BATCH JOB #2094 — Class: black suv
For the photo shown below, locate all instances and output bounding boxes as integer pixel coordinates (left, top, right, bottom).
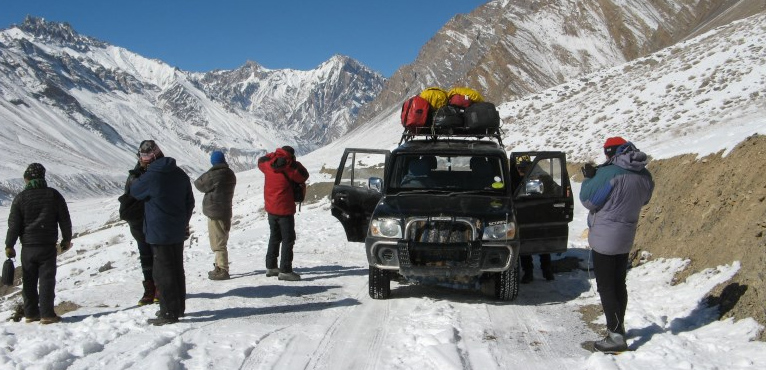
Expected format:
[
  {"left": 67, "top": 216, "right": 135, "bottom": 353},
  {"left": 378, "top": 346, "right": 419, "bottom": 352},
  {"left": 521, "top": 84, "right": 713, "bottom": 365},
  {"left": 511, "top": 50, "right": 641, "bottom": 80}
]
[{"left": 330, "top": 132, "right": 573, "bottom": 300}]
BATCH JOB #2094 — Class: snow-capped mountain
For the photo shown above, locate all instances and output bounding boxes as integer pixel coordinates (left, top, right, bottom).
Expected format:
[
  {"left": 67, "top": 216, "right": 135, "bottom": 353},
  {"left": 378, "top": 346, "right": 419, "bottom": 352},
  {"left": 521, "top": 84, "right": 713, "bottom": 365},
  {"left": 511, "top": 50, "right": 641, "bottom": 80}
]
[
  {"left": 355, "top": 0, "right": 764, "bottom": 126},
  {"left": 196, "top": 55, "right": 383, "bottom": 149},
  {"left": 0, "top": 16, "right": 384, "bottom": 201}
]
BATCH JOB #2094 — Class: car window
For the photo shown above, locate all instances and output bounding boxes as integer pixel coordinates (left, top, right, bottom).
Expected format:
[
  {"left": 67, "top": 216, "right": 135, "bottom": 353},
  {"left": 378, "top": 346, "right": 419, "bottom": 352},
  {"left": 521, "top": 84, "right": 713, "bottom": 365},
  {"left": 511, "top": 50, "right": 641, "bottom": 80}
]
[
  {"left": 338, "top": 153, "right": 386, "bottom": 188},
  {"left": 517, "top": 157, "right": 564, "bottom": 197},
  {"left": 393, "top": 154, "right": 506, "bottom": 191}
]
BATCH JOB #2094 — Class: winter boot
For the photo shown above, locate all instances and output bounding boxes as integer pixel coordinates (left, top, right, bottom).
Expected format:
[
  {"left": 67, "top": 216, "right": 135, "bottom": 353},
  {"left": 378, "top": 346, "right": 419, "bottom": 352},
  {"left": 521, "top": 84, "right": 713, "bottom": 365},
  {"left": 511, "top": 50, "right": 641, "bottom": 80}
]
[
  {"left": 542, "top": 267, "right": 555, "bottom": 281},
  {"left": 147, "top": 313, "right": 178, "bottom": 326},
  {"left": 278, "top": 271, "right": 301, "bottom": 281},
  {"left": 40, "top": 316, "right": 62, "bottom": 325},
  {"left": 138, "top": 280, "right": 156, "bottom": 306},
  {"left": 208, "top": 265, "right": 230, "bottom": 280},
  {"left": 593, "top": 330, "right": 628, "bottom": 353},
  {"left": 266, "top": 268, "right": 280, "bottom": 277}
]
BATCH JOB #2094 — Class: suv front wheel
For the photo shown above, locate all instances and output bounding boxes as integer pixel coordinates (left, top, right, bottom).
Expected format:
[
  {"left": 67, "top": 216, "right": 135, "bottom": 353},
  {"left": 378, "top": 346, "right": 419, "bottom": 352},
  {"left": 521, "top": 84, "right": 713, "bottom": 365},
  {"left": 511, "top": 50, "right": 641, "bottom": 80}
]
[
  {"left": 369, "top": 266, "right": 391, "bottom": 299},
  {"left": 494, "top": 260, "right": 520, "bottom": 301}
]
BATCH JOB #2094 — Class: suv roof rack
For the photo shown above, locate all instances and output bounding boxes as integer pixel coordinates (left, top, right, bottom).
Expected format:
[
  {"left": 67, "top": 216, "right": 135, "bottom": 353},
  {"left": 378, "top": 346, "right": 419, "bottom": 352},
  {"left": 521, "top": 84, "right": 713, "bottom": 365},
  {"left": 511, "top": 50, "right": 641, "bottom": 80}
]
[{"left": 399, "top": 126, "right": 504, "bottom": 146}]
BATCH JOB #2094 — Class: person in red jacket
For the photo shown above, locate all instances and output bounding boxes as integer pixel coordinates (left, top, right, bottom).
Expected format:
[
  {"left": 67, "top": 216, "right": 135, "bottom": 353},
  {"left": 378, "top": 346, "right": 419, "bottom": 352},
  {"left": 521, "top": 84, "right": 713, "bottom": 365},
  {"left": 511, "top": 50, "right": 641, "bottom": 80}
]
[{"left": 257, "top": 146, "right": 309, "bottom": 281}]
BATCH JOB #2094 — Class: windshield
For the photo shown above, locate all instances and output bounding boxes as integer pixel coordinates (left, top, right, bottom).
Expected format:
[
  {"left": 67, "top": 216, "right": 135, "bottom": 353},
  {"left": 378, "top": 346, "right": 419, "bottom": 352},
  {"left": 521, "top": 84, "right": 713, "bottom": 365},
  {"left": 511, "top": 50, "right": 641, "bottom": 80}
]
[{"left": 391, "top": 154, "right": 506, "bottom": 192}]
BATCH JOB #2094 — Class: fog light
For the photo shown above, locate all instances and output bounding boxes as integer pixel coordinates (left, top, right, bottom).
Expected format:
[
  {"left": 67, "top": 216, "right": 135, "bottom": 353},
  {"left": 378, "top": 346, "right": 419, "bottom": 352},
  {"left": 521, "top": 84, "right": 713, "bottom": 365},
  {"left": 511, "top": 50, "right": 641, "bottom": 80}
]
[{"left": 380, "top": 248, "right": 395, "bottom": 262}]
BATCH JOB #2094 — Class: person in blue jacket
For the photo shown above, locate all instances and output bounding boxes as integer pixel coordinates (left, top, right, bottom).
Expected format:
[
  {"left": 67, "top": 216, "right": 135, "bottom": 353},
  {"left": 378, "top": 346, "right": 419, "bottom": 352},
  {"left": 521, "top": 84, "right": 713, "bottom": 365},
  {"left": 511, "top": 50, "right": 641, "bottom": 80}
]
[
  {"left": 579, "top": 136, "right": 654, "bottom": 353},
  {"left": 129, "top": 140, "right": 195, "bottom": 326}
]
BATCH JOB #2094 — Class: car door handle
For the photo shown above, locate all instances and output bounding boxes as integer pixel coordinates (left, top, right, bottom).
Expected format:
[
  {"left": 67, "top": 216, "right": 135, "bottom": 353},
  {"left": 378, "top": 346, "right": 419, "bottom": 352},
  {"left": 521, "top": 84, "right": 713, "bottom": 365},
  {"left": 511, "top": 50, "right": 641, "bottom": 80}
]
[{"left": 553, "top": 203, "right": 566, "bottom": 208}]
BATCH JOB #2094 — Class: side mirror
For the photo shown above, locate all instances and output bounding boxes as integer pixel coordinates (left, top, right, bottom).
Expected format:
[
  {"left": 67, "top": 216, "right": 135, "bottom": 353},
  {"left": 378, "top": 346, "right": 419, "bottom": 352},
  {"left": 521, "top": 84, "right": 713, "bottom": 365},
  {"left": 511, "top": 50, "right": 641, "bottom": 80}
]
[
  {"left": 369, "top": 177, "right": 383, "bottom": 192},
  {"left": 524, "top": 179, "right": 544, "bottom": 195}
]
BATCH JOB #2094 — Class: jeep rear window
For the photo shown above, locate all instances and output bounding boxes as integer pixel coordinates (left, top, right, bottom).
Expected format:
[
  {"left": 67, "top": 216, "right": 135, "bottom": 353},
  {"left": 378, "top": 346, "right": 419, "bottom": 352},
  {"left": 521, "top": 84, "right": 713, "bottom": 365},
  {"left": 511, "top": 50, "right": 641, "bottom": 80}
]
[{"left": 392, "top": 154, "right": 506, "bottom": 191}]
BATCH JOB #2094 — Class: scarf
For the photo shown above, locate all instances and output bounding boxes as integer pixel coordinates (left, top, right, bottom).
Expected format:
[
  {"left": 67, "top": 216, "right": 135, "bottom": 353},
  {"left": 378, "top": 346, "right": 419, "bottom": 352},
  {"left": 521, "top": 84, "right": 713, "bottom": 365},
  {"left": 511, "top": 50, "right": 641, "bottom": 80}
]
[{"left": 25, "top": 178, "right": 48, "bottom": 190}]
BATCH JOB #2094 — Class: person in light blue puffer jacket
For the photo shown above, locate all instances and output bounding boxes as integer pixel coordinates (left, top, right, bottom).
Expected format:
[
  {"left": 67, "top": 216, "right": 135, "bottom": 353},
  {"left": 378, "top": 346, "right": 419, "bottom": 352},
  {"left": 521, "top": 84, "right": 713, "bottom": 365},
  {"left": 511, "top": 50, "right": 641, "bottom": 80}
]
[{"left": 579, "top": 136, "right": 654, "bottom": 353}]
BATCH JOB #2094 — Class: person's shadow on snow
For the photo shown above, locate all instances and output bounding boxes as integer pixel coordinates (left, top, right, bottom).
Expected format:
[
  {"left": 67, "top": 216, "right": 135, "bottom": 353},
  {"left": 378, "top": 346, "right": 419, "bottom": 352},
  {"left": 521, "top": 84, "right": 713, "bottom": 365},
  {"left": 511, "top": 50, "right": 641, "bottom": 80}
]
[
  {"left": 227, "top": 265, "right": 367, "bottom": 282},
  {"left": 183, "top": 296, "right": 360, "bottom": 323}
]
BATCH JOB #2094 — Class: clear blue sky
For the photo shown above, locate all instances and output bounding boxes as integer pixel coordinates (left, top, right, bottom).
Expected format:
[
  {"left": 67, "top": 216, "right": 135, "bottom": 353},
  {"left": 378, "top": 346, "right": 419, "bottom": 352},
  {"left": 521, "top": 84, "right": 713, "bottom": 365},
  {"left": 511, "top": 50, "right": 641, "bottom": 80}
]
[{"left": 0, "top": 0, "right": 487, "bottom": 77}]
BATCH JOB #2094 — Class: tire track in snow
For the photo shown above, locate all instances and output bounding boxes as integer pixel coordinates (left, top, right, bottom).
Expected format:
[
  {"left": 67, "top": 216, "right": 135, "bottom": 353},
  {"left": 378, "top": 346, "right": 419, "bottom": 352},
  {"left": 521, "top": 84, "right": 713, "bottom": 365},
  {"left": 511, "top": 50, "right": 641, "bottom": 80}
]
[
  {"left": 303, "top": 283, "right": 391, "bottom": 370},
  {"left": 483, "top": 301, "right": 590, "bottom": 369}
]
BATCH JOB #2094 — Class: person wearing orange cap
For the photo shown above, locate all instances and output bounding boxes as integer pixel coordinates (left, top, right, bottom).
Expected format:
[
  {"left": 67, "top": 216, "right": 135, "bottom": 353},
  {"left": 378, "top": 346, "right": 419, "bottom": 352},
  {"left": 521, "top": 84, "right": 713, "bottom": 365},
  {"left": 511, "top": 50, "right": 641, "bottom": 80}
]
[{"left": 579, "top": 136, "right": 654, "bottom": 353}]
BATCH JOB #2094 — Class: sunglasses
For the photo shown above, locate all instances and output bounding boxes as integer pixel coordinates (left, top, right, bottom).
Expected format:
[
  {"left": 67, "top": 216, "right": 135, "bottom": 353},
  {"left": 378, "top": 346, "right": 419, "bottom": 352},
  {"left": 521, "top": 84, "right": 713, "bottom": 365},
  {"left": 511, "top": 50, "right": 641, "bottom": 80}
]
[{"left": 137, "top": 140, "right": 156, "bottom": 159}]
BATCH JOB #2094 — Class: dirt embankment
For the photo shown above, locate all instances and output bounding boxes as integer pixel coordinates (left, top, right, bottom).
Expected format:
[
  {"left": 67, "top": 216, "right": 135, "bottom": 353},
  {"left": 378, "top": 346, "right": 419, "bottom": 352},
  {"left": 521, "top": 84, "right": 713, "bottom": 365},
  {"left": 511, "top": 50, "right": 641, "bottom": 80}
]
[{"left": 633, "top": 133, "right": 766, "bottom": 339}]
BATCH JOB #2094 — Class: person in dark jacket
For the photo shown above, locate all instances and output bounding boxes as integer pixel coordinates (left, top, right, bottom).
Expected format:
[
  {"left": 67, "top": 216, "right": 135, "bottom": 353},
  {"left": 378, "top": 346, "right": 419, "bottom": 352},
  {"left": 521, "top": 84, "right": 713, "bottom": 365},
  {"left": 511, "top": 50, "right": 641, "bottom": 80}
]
[
  {"left": 194, "top": 150, "right": 237, "bottom": 280},
  {"left": 579, "top": 136, "right": 654, "bottom": 353},
  {"left": 5, "top": 163, "right": 72, "bottom": 325},
  {"left": 257, "top": 146, "right": 309, "bottom": 281},
  {"left": 129, "top": 141, "right": 195, "bottom": 326},
  {"left": 118, "top": 141, "right": 157, "bottom": 306}
]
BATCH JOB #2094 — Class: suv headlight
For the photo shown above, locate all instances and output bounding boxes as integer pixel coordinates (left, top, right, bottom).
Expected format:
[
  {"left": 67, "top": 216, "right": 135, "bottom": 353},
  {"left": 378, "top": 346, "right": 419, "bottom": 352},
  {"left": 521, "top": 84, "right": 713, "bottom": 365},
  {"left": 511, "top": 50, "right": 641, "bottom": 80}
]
[
  {"left": 370, "top": 218, "right": 402, "bottom": 238},
  {"left": 483, "top": 221, "right": 516, "bottom": 240}
]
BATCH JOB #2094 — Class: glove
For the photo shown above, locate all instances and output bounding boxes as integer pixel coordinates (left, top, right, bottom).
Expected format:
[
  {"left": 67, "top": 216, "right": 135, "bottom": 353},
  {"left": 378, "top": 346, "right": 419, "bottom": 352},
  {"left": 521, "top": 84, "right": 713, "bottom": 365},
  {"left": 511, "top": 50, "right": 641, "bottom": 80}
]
[
  {"left": 59, "top": 241, "right": 72, "bottom": 253},
  {"left": 184, "top": 225, "right": 191, "bottom": 240},
  {"left": 5, "top": 247, "right": 15, "bottom": 258},
  {"left": 581, "top": 163, "right": 597, "bottom": 178},
  {"left": 271, "top": 157, "right": 287, "bottom": 169}
]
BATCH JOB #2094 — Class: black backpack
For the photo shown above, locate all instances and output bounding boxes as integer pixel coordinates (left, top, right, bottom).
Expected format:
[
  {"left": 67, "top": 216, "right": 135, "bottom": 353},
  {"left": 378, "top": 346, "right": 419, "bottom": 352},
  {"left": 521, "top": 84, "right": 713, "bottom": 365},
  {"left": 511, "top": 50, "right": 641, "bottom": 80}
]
[
  {"left": 282, "top": 173, "right": 306, "bottom": 206},
  {"left": 292, "top": 181, "right": 306, "bottom": 203}
]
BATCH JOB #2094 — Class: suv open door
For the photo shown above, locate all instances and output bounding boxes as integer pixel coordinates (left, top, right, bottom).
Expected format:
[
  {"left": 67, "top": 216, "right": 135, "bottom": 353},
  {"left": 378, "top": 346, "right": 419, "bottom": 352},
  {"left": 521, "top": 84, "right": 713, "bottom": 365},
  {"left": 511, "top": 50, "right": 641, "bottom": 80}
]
[
  {"left": 510, "top": 151, "right": 573, "bottom": 255},
  {"left": 330, "top": 148, "right": 390, "bottom": 242}
]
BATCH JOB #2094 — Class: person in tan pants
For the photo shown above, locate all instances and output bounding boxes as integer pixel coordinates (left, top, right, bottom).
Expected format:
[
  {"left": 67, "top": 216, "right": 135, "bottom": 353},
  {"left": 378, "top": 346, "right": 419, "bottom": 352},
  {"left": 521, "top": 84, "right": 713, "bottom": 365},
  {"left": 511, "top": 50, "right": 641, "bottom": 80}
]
[{"left": 194, "top": 151, "right": 237, "bottom": 280}]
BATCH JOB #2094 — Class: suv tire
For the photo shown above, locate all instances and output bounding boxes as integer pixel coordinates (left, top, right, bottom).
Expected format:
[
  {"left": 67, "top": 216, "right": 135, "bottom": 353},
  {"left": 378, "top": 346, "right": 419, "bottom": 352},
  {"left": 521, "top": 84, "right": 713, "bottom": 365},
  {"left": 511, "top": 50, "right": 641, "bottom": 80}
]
[
  {"left": 495, "top": 259, "right": 520, "bottom": 301},
  {"left": 369, "top": 266, "right": 391, "bottom": 299}
]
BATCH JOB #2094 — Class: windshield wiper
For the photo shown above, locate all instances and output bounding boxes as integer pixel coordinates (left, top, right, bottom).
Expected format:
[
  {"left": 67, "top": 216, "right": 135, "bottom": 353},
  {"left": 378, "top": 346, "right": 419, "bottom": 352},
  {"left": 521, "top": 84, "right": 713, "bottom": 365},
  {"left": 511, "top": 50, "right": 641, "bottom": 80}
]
[
  {"left": 393, "top": 189, "right": 452, "bottom": 195},
  {"left": 447, "top": 189, "right": 501, "bottom": 196}
]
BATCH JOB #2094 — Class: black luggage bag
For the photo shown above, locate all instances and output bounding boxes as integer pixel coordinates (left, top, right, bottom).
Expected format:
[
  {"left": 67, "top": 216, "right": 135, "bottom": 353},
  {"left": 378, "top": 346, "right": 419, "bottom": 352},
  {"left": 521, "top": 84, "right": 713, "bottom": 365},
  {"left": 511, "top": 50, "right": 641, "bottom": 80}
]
[{"left": 464, "top": 102, "right": 500, "bottom": 131}]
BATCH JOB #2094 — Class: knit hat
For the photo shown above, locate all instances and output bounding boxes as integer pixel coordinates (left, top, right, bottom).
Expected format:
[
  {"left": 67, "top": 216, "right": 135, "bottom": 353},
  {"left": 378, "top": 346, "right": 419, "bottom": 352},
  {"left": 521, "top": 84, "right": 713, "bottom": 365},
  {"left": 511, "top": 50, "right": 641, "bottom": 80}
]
[
  {"left": 603, "top": 136, "right": 628, "bottom": 158},
  {"left": 281, "top": 146, "right": 295, "bottom": 156},
  {"left": 138, "top": 140, "right": 163, "bottom": 162},
  {"left": 23, "top": 163, "right": 46, "bottom": 180},
  {"left": 210, "top": 150, "right": 226, "bottom": 165}
]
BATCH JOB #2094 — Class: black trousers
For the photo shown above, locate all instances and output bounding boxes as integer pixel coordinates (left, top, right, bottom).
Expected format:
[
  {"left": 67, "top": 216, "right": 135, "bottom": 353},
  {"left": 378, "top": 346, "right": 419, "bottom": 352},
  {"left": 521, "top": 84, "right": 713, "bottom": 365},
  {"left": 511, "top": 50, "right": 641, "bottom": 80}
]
[
  {"left": 521, "top": 254, "right": 552, "bottom": 273},
  {"left": 266, "top": 214, "right": 296, "bottom": 273},
  {"left": 129, "top": 221, "right": 153, "bottom": 281},
  {"left": 592, "top": 250, "right": 629, "bottom": 335},
  {"left": 21, "top": 245, "right": 58, "bottom": 318},
  {"left": 152, "top": 243, "right": 186, "bottom": 318}
]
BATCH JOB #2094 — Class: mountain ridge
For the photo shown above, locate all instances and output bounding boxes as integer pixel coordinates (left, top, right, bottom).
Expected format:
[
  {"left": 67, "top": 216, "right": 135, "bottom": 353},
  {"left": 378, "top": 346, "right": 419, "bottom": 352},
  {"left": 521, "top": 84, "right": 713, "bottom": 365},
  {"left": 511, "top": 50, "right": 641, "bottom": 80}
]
[
  {"left": 0, "top": 16, "right": 384, "bottom": 200},
  {"left": 353, "top": 0, "right": 765, "bottom": 128}
]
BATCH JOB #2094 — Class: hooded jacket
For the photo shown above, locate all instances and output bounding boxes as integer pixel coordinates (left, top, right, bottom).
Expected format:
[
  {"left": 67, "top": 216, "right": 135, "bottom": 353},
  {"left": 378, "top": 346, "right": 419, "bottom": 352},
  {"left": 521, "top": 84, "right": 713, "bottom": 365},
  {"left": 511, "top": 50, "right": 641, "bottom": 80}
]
[
  {"left": 130, "top": 157, "right": 195, "bottom": 245},
  {"left": 194, "top": 163, "right": 236, "bottom": 220},
  {"left": 257, "top": 148, "right": 309, "bottom": 216},
  {"left": 579, "top": 144, "right": 654, "bottom": 255}
]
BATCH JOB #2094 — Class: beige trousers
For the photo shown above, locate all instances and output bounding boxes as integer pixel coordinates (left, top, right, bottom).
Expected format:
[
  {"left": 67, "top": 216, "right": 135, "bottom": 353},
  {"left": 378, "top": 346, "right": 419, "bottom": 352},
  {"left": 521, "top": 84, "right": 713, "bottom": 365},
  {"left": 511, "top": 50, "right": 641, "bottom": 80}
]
[{"left": 208, "top": 218, "right": 231, "bottom": 271}]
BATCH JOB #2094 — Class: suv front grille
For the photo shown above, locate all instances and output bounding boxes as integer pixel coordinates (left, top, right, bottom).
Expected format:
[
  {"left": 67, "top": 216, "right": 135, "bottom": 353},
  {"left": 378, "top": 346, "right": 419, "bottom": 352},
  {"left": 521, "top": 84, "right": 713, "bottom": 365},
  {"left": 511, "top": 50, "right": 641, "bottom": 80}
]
[
  {"left": 400, "top": 217, "right": 480, "bottom": 268},
  {"left": 407, "top": 219, "right": 474, "bottom": 243}
]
